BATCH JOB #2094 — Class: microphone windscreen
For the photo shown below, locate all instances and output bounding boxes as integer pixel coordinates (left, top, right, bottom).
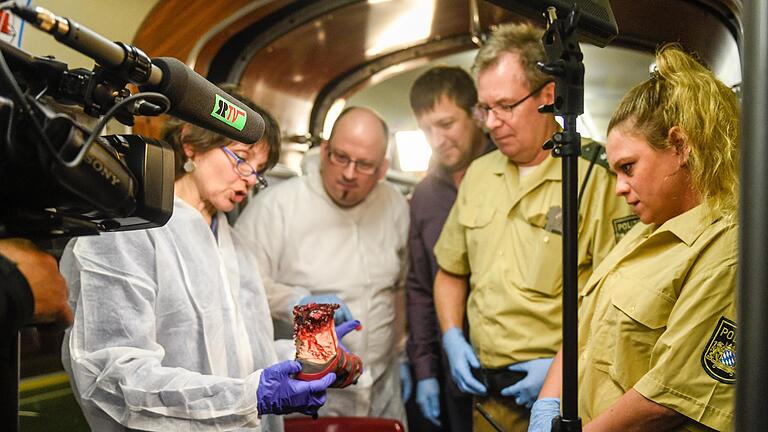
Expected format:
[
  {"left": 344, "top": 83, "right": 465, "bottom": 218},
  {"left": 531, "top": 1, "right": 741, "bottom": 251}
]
[{"left": 143, "top": 57, "right": 264, "bottom": 144}]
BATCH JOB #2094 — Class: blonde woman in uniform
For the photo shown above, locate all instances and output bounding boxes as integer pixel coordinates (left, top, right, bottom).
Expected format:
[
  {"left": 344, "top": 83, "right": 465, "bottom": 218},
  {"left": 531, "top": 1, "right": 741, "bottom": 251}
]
[{"left": 529, "top": 44, "right": 739, "bottom": 432}]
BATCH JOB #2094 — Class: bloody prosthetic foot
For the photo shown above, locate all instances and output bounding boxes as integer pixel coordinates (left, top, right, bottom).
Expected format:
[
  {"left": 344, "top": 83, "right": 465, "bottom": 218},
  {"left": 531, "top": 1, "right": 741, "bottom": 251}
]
[{"left": 293, "top": 303, "right": 363, "bottom": 388}]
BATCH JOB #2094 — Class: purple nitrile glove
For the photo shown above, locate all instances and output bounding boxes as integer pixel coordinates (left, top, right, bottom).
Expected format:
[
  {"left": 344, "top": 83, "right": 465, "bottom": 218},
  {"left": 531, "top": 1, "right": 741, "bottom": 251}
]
[
  {"left": 257, "top": 360, "right": 336, "bottom": 416},
  {"left": 335, "top": 319, "right": 362, "bottom": 352}
]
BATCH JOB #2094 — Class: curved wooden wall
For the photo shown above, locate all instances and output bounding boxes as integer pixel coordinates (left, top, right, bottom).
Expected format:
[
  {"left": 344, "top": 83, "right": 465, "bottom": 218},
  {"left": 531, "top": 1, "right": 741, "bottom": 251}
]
[
  {"left": 131, "top": 0, "right": 742, "bottom": 143},
  {"left": 131, "top": 0, "right": 257, "bottom": 138}
]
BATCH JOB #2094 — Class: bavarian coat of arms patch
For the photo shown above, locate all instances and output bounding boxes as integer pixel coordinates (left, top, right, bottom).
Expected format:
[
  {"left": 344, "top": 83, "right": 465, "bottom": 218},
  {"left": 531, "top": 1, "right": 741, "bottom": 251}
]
[{"left": 701, "top": 316, "right": 736, "bottom": 384}]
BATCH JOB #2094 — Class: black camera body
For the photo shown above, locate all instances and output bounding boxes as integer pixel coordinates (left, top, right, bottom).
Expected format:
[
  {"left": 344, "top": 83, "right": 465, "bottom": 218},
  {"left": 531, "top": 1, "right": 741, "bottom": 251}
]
[{"left": 0, "top": 40, "right": 174, "bottom": 239}]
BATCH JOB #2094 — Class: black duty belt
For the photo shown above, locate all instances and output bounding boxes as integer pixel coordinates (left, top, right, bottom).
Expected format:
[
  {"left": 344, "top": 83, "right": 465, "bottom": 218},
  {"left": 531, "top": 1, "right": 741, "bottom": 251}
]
[{"left": 471, "top": 367, "right": 527, "bottom": 397}]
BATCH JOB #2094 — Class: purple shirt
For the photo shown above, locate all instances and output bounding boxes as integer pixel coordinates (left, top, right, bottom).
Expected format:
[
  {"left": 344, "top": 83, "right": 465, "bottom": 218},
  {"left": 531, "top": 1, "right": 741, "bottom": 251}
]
[
  {"left": 405, "top": 164, "right": 458, "bottom": 381},
  {"left": 406, "top": 141, "right": 494, "bottom": 385},
  {"left": 406, "top": 138, "right": 495, "bottom": 382}
]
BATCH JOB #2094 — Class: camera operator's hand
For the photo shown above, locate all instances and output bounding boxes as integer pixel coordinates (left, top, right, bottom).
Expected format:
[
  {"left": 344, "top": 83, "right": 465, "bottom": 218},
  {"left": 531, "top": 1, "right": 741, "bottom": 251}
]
[{"left": 0, "top": 239, "right": 72, "bottom": 326}]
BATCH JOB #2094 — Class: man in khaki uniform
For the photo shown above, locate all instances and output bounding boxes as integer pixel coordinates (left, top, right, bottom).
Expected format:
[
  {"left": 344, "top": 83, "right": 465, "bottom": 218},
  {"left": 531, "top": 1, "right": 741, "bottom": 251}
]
[{"left": 433, "top": 22, "right": 635, "bottom": 431}]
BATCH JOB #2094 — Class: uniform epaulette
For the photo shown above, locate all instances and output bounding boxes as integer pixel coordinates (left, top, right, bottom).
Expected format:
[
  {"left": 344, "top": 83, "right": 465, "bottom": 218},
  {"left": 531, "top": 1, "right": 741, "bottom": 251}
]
[{"left": 580, "top": 139, "right": 610, "bottom": 170}]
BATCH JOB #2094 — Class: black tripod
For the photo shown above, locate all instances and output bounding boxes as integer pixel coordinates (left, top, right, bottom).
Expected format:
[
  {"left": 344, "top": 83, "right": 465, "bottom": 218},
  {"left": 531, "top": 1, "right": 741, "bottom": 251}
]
[{"left": 537, "top": 6, "right": 586, "bottom": 432}]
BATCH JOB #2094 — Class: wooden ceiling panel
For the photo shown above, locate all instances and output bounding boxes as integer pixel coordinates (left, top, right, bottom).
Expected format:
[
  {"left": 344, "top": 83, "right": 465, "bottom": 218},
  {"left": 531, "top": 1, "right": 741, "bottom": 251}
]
[
  {"left": 133, "top": 0, "right": 253, "bottom": 61},
  {"left": 132, "top": 0, "right": 742, "bottom": 140},
  {"left": 235, "top": 0, "right": 473, "bottom": 136},
  {"left": 191, "top": 1, "right": 294, "bottom": 77}
]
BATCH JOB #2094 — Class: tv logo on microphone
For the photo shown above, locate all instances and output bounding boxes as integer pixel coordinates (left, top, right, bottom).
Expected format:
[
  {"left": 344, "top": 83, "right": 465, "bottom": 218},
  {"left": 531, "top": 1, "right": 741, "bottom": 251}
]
[{"left": 211, "top": 94, "right": 247, "bottom": 131}]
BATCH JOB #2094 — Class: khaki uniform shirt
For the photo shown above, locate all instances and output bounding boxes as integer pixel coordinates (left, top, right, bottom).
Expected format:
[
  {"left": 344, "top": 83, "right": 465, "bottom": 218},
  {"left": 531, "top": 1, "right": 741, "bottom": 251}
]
[
  {"left": 435, "top": 148, "right": 635, "bottom": 367},
  {"left": 578, "top": 205, "right": 737, "bottom": 431}
]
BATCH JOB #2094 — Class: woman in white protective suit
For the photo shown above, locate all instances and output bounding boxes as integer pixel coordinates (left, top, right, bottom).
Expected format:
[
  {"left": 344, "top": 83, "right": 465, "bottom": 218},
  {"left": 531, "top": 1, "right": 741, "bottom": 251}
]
[{"left": 60, "top": 85, "right": 351, "bottom": 432}]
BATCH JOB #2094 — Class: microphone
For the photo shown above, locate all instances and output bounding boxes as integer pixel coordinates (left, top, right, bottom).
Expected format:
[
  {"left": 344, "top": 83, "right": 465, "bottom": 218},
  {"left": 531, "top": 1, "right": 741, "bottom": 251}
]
[
  {"left": 140, "top": 57, "right": 265, "bottom": 144},
  {"left": 10, "top": 4, "right": 265, "bottom": 144}
]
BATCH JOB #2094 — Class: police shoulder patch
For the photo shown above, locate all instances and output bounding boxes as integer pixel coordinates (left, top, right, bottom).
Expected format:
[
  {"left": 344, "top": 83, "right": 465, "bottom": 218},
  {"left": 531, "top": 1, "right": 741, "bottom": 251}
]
[
  {"left": 580, "top": 140, "right": 610, "bottom": 170},
  {"left": 701, "top": 316, "right": 737, "bottom": 384},
  {"left": 612, "top": 215, "right": 639, "bottom": 242}
]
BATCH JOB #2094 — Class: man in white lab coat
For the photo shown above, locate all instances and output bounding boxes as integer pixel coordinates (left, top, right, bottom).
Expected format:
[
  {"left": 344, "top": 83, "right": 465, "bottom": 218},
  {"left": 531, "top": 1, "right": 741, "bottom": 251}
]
[{"left": 237, "top": 106, "right": 409, "bottom": 425}]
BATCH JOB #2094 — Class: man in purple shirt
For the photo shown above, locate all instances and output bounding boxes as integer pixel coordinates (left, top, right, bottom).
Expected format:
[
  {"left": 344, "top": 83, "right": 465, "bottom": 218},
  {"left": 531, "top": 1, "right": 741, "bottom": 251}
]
[{"left": 406, "top": 66, "right": 492, "bottom": 431}]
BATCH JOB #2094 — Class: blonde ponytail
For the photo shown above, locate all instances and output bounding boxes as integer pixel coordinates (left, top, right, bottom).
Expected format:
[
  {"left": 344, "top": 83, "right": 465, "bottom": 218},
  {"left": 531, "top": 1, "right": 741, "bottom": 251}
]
[{"left": 608, "top": 44, "right": 739, "bottom": 221}]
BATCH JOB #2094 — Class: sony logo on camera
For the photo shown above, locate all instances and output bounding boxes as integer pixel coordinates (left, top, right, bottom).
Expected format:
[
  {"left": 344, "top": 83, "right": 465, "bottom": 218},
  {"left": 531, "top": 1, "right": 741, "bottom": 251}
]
[{"left": 83, "top": 152, "right": 121, "bottom": 187}]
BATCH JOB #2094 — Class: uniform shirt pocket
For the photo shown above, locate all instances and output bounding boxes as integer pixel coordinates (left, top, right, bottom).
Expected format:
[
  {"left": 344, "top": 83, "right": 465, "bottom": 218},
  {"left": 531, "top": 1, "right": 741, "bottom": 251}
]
[
  {"left": 520, "top": 211, "right": 563, "bottom": 296},
  {"left": 607, "top": 280, "right": 675, "bottom": 388},
  {"left": 457, "top": 204, "right": 495, "bottom": 228},
  {"left": 457, "top": 205, "right": 496, "bottom": 265}
]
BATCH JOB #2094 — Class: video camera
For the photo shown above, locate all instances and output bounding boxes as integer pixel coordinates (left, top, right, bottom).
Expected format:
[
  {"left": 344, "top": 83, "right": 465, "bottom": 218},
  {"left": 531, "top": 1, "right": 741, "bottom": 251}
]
[
  {"left": 0, "top": 39, "right": 174, "bottom": 238},
  {"left": 0, "top": 4, "right": 265, "bottom": 239}
]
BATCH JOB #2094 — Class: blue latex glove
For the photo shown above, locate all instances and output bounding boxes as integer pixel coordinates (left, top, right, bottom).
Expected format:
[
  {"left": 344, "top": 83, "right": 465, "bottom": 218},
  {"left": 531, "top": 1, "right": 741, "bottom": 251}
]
[
  {"left": 500, "top": 357, "right": 554, "bottom": 409},
  {"left": 528, "top": 397, "right": 560, "bottom": 432},
  {"left": 298, "top": 294, "right": 354, "bottom": 325},
  {"left": 335, "top": 319, "right": 361, "bottom": 352},
  {"left": 441, "top": 327, "right": 487, "bottom": 395},
  {"left": 416, "top": 378, "right": 442, "bottom": 427},
  {"left": 400, "top": 362, "right": 412, "bottom": 402},
  {"left": 257, "top": 360, "right": 336, "bottom": 416}
]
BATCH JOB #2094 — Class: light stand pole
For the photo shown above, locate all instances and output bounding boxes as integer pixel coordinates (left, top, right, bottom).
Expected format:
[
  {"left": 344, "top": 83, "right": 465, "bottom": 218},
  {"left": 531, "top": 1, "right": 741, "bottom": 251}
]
[{"left": 537, "top": 7, "right": 585, "bottom": 432}]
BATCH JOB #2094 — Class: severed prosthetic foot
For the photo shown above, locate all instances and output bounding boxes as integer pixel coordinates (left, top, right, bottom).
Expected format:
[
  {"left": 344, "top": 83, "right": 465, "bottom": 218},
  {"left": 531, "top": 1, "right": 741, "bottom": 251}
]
[{"left": 292, "top": 303, "right": 363, "bottom": 388}]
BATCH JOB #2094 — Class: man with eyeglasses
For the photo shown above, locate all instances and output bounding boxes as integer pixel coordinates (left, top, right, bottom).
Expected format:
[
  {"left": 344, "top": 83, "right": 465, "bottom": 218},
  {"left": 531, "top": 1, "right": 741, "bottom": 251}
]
[
  {"left": 433, "top": 23, "right": 635, "bottom": 431},
  {"left": 237, "top": 106, "right": 410, "bottom": 426},
  {"left": 404, "top": 66, "right": 492, "bottom": 432}
]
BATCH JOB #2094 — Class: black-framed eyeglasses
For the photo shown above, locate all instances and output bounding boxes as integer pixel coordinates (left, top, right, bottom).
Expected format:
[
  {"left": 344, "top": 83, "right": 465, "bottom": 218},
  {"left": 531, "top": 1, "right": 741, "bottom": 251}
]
[
  {"left": 221, "top": 147, "right": 268, "bottom": 190},
  {"left": 327, "top": 148, "right": 380, "bottom": 175},
  {"left": 473, "top": 81, "right": 552, "bottom": 123}
]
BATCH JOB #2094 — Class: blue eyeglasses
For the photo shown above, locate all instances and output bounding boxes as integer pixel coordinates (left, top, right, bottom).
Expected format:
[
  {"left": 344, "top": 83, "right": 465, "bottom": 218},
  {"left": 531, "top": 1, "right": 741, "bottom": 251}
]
[{"left": 221, "top": 147, "right": 268, "bottom": 191}]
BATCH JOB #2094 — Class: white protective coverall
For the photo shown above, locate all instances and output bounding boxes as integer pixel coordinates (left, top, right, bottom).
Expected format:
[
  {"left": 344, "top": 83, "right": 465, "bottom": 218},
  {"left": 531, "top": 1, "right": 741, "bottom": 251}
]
[
  {"left": 61, "top": 197, "right": 294, "bottom": 432},
  {"left": 236, "top": 168, "right": 409, "bottom": 423}
]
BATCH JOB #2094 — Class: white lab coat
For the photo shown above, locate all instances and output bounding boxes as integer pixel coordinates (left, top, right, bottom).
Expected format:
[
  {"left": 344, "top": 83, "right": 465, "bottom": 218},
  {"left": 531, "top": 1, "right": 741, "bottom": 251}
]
[
  {"left": 236, "top": 168, "right": 409, "bottom": 423},
  {"left": 61, "top": 197, "right": 293, "bottom": 432}
]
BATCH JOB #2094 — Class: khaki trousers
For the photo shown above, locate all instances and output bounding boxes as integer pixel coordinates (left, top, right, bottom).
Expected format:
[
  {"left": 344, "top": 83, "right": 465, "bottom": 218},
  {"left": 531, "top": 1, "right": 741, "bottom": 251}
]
[{"left": 473, "top": 396, "right": 530, "bottom": 432}]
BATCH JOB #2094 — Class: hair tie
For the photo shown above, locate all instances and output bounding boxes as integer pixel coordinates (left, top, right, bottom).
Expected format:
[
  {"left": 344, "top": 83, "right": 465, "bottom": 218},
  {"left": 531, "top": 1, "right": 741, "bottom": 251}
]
[{"left": 649, "top": 63, "right": 660, "bottom": 80}]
